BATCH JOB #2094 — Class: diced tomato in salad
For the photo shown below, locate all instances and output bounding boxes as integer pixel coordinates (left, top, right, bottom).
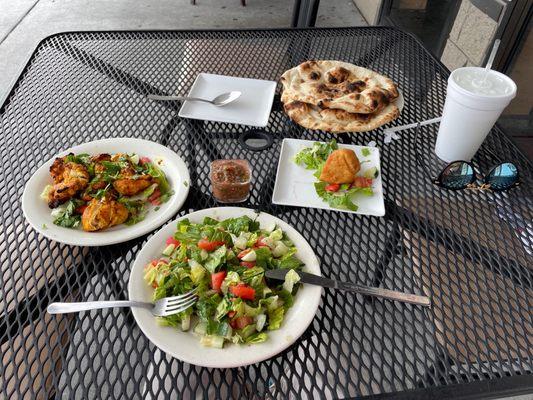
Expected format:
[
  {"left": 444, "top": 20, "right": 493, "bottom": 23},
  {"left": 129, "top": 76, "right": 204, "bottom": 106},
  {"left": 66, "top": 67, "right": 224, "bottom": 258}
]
[
  {"left": 230, "top": 284, "right": 255, "bottom": 301},
  {"left": 198, "top": 238, "right": 225, "bottom": 252},
  {"left": 165, "top": 237, "right": 180, "bottom": 246},
  {"left": 148, "top": 188, "right": 161, "bottom": 205},
  {"left": 240, "top": 261, "right": 256, "bottom": 268},
  {"left": 210, "top": 271, "right": 227, "bottom": 292},
  {"left": 325, "top": 183, "right": 340, "bottom": 192},
  {"left": 230, "top": 316, "right": 253, "bottom": 330},
  {"left": 253, "top": 237, "right": 269, "bottom": 248},
  {"left": 140, "top": 156, "right": 152, "bottom": 165}
]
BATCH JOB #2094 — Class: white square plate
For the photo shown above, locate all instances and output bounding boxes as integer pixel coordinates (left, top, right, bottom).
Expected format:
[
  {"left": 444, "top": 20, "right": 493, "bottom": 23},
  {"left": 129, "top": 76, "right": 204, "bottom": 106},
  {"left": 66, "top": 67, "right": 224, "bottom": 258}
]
[
  {"left": 272, "top": 139, "right": 385, "bottom": 216},
  {"left": 178, "top": 73, "right": 276, "bottom": 127}
]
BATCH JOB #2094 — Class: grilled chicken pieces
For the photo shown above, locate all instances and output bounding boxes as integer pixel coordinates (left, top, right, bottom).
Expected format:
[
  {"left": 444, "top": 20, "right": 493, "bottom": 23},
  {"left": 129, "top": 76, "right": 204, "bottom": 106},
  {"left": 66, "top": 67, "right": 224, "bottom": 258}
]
[
  {"left": 48, "top": 155, "right": 90, "bottom": 208},
  {"left": 113, "top": 166, "right": 153, "bottom": 196},
  {"left": 92, "top": 153, "right": 153, "bottom": 196},
  {"left": 47, "top": 152, "right": 160, "bottom": 232},
  {"left": 81, "top": 196, "right": 129, "bottom": 232}
]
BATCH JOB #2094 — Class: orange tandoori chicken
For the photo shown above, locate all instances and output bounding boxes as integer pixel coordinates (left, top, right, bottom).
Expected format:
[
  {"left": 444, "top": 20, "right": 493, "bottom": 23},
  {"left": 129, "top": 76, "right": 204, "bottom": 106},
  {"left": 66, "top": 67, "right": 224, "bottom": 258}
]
[
  {"left": 43, "top": 152, "right": 172, "bottom": 232},
  {"left": 113, "top": 166, "right": 153, "bottom": 196},
  {"left": 48, "top": 155, "right": 90, "bottom": 208},
  {"left": 81, "top": 196, "right": 129, "bottom": 231}
]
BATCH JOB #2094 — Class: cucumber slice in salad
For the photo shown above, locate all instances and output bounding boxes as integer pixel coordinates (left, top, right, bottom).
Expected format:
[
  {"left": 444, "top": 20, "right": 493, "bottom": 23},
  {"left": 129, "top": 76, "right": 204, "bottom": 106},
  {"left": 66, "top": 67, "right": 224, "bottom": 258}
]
[{"left": 363, "top": 167, "right": 379, "bottom": 179}]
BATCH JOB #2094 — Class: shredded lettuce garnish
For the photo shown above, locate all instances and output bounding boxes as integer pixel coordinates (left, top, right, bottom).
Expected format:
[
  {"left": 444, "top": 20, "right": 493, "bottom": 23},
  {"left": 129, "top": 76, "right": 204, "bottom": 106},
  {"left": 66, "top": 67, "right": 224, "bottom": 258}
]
[
  {"left": 293, "top": 140, "right": 338, "bottom": 170},
  {"left": 52, "top": 199, "right": 83, "bottom": 228}
]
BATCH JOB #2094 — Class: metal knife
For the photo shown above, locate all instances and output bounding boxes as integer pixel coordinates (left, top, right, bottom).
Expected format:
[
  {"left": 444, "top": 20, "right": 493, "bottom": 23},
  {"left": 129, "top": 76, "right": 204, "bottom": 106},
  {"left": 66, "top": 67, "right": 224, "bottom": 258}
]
[{"left": 265, "top": 269, "right": 431, "bottom": 307}]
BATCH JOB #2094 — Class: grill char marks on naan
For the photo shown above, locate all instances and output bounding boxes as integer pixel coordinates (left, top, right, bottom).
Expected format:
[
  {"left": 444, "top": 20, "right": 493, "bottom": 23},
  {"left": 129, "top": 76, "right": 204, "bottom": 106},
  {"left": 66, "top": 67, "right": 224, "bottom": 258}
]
[
  {"left": 280, "top": 60, "right": 399, "bottom": 115},
  {"left": 282, "top": 99, "right": 400, "bottom": 133}
]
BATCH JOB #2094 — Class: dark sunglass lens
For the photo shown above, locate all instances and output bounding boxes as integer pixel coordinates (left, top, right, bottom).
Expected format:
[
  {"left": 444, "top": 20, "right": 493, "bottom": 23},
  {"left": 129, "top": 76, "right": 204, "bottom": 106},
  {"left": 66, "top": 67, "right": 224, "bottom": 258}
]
[
  {"left": 440, "top": 162, "right": 474, "bottom": 189},
  {"left": 486, "top": 163, "right": 518, "bottom": 190}
]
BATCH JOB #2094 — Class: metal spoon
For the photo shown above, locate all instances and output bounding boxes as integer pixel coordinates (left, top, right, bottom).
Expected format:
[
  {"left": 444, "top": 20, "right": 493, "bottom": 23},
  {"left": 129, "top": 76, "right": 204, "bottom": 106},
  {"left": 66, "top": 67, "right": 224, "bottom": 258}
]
[{"left": 147, "top": 91, "right": 241, "bottom": 106}]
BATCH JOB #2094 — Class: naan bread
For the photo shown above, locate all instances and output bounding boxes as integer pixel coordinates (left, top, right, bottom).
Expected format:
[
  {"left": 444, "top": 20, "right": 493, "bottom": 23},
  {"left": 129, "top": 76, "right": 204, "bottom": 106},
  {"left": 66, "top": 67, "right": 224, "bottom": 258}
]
[
  {"left": 280, "top": 60, "right": 399, "bottom": 114},
  {"left": 283, "top": 98, "right": 400, "bottom": 133}
]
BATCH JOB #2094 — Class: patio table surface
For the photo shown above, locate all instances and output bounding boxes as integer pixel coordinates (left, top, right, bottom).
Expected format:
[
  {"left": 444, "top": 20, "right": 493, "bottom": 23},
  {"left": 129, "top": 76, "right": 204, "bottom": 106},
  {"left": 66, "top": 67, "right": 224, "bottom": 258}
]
[{"left": 0, "top": 27, "right": 531, "bottom": 399}]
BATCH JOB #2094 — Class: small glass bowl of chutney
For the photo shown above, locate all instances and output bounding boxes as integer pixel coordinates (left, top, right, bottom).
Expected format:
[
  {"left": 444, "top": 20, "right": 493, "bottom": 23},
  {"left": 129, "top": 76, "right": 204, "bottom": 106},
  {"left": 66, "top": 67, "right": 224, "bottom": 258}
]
[{"left": 210, "top": 159, "right": 251, "bottom": 203}]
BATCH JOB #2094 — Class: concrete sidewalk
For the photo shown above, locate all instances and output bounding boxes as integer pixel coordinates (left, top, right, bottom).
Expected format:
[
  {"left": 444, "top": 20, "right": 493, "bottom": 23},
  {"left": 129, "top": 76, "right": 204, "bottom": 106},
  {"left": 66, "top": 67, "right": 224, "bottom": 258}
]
[{"left": 0, "top": 0, "right": 366, "bottom": 102}]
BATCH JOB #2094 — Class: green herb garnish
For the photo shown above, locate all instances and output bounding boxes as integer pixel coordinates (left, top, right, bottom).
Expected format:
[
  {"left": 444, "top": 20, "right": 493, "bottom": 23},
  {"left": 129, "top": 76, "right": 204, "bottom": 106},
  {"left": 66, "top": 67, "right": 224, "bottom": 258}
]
[{"left": 53, "top": 199, "right": 83, "bottom": 228}]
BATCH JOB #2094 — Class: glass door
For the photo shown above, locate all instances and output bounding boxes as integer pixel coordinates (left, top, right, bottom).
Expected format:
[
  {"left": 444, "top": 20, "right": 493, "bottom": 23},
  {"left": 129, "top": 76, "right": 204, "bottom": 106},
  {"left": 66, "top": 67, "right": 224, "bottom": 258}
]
[
  {"left": 379, "top": 0, "right": 461, "bottom": 57},
  {"left": 499, "top": 19, "right": 533, "bottom": 160}
]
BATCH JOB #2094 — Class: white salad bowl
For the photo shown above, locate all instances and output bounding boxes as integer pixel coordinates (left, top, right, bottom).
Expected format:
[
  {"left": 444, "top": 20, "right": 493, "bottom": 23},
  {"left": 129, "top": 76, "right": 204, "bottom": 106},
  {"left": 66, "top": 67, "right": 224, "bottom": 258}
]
[
  {"left": 21, "top": 137, "right": 190, "bottom": 246},
  {"left": 128, "top": 207, "right": 322, "bottom": 368}
]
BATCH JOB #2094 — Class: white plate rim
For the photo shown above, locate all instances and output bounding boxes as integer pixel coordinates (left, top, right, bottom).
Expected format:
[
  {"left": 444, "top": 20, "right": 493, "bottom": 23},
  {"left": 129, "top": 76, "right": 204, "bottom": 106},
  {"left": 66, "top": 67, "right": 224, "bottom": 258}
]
[
  {"left": 272, "top": 138, "right": 385, "bottom": 216},
  {"left": 395, "top": 89, "right": 405, "bottom": 112},
  {"left": 21, "top": 137, "right": 190, "bottom": 246},
  {"left": 178, "top": 73, "right": 277, "bottom": 127},
  {"left": 128, "top": 207, "right": 322, "bottom": 368}
]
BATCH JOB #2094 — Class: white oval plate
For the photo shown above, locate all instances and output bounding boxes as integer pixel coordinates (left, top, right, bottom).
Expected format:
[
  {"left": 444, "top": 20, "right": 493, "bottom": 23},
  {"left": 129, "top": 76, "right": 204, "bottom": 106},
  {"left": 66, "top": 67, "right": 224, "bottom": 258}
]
[
  {"left": 22, "top": 138, "right": 190, "bottom": 247},
  {"left": 395, "top": 89, "right": 405, "bottom": 112},
  {"left": 128, "top": 207, "right": 322, "bottom": 368}
]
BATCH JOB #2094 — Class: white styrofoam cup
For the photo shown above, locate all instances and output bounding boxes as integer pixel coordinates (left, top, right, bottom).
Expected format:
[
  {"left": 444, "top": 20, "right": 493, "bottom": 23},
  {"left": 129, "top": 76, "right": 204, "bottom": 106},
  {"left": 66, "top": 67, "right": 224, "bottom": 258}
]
[{"left": 435, "top": 67, "right": 517, "bottom": 162}]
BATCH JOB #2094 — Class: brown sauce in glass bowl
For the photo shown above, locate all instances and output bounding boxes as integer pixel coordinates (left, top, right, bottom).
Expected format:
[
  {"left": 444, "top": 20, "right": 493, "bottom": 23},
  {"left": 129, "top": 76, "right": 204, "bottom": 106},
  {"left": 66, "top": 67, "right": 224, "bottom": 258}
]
[{"left": 210, "top": 159, "right": 251, "bottom": 203}]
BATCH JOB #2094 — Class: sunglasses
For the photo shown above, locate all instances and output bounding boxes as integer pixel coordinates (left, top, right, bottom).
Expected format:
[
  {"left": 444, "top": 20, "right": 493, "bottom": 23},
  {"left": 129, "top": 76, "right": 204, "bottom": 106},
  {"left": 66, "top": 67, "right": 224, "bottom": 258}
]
[{"left": 414, "top": 123, "right": 520, "bottom": 192}]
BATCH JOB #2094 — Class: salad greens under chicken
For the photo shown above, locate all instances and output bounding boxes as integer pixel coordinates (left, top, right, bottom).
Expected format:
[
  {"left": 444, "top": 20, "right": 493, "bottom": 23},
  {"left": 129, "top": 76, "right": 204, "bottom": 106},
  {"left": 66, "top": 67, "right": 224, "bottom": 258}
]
[{"left": 144, "top": 215, "right": 303, "bottom": 348}]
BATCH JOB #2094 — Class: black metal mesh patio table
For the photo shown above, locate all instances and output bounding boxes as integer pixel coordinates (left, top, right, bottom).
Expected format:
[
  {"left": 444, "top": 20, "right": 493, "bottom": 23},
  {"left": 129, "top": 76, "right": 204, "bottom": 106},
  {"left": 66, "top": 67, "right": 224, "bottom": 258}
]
[{"left": 0, "top": 28, "right": 531, "bottom": 400}]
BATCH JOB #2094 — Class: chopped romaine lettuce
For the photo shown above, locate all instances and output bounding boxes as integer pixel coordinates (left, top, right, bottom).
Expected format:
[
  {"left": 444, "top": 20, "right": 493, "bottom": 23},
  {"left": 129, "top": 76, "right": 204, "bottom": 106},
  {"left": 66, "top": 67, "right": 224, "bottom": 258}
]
[
  {"left": 283, "top": 269, "right": 301, "bottom": 293},
  {"left": 267, "top": 307, "right": 285, "bottom": 330},
  {"left": 204, "top": 245, "right": 227, "bottom": 273},
  {"left": 143, "top": 215, "right": 305, "bottom": 348}
]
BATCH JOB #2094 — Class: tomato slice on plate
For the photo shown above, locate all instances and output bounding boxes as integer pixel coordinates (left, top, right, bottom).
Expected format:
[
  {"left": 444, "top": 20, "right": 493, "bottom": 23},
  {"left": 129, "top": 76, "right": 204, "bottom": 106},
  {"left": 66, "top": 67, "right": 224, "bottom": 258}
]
[
  {"left": 325, "top": 183, "right": 340, "bottom": 192},
  {"left": 230, "top": 316, "right": 253, "bottom": 330},
  {"left": 211, "top": 271, "right": 227, "bottom": 292},
  {"left": 230, "top": 284, "right": 255, "bottom": 301},
  {"left": 198, "top": 238, "right": 225, "bottom": 252}
]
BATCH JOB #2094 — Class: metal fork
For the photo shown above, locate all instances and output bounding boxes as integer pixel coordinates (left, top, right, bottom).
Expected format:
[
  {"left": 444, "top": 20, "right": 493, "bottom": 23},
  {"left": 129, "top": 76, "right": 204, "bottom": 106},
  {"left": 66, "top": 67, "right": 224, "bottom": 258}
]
[{"left": 46, "top": 288, "right": 198, "bottom": 317}]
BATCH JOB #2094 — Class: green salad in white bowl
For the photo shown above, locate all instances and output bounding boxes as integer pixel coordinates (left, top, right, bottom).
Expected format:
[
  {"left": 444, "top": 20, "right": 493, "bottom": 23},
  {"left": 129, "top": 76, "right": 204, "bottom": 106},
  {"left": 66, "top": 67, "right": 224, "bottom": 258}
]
[
  {"left": 144, "top": 214, "right": 304, "bottom": 348},
  {"left": 128, "top": 207, "right": 322, "bottom": 368}
]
